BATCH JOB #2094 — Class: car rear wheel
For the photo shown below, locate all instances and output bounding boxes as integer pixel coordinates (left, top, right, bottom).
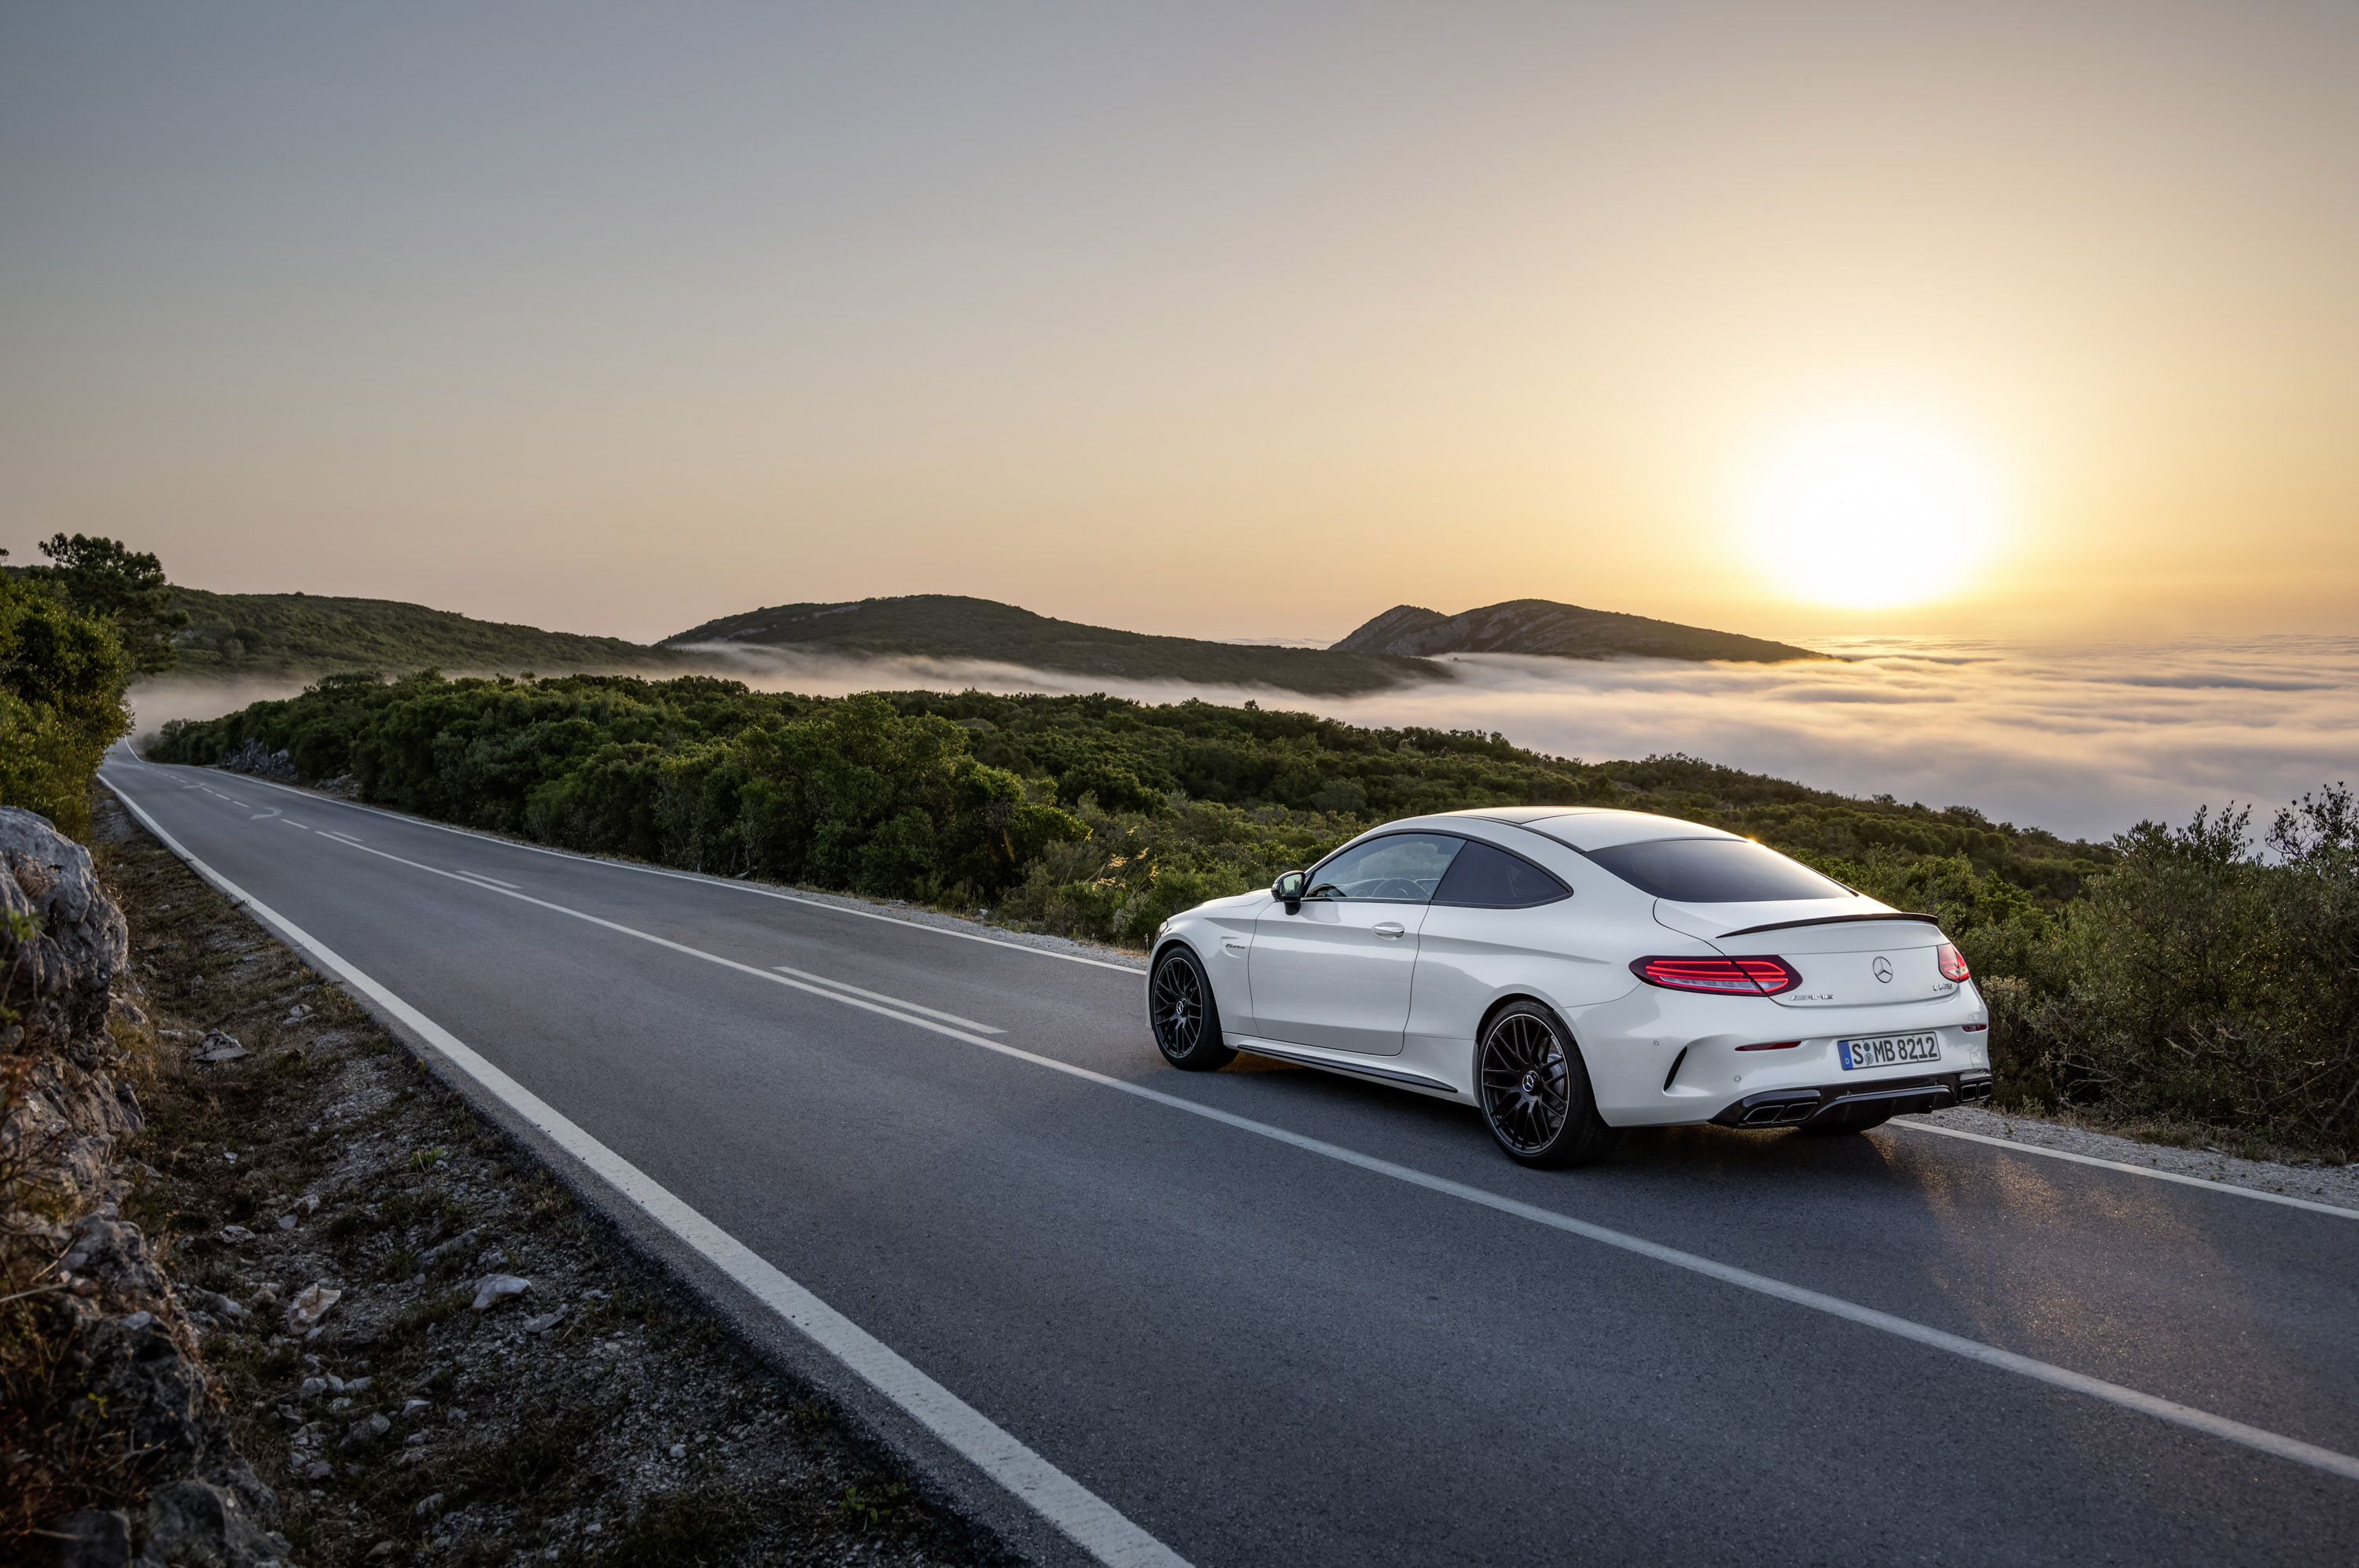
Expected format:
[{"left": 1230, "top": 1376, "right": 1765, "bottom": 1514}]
[
  {"left": 1477, "top": 1001, "right": 1619, "bottom": 1168},
  {"left": 1149, "top": 947, "right": 1235, "bottom": 1071}
]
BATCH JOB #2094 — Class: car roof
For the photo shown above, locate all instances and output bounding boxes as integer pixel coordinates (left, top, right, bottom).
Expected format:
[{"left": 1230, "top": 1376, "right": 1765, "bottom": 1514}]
[{"left": 1435, "top": 805, "right": 1745, "bottom": 852}]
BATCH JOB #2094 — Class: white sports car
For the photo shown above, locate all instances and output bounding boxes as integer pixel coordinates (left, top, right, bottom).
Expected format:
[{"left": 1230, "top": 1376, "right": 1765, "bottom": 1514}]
[{"left": 1146, "top": 807, "right": 1993, "bottom": 1166}]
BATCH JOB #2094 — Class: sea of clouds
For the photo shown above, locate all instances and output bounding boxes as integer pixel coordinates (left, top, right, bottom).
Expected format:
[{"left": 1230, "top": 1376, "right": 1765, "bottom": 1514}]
[
  {"left": 133, "top": 637, "right": 2357, "bottom": 847},
  {"left": 689, "top": 636, "right": 2359, "bottom": 845}
]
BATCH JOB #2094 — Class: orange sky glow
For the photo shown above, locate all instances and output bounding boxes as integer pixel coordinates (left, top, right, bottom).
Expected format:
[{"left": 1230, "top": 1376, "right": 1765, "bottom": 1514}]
[{"left": 4, "top": 3, "right": 2353, "bottom": 646}]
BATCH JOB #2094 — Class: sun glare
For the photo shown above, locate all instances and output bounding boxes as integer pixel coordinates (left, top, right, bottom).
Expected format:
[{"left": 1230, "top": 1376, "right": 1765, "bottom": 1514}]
[{"left": 1743, "top": 415, "right": 1999, "bottom": 609}]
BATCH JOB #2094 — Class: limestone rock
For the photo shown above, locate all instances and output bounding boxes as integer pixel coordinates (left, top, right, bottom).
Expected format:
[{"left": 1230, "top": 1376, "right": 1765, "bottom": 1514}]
[
  {"left": 0, "top": 806, "right": 128, "bottom": 1047},
  {"left": 144, "top": 1478, "right": 290, "bottom": 1568},
  {"left": 472, "top": 1274, "right": 530, "bottom": 1311}
]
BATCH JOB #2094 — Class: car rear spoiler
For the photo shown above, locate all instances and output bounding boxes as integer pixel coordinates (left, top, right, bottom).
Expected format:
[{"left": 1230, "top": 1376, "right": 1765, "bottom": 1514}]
[{"left": 1716, "top": 911, "right": 1943, "bottom": 939}]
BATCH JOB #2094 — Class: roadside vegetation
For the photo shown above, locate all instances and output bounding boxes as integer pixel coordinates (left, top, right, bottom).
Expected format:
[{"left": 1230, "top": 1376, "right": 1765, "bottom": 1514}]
[{"left": 0, "top": 537, "right": 140, "bottom": 835}]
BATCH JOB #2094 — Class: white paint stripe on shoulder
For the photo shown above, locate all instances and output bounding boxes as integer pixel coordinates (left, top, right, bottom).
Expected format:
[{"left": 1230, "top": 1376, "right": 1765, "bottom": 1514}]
[
  {"left": 1888, "top": 1118, "right": 2359, "bottom": 1220},
  {"left": 218, "top": 768, "right": 1144, "bottom": 974},
  {"left": 104, "top": 779, "right": 1191, "bottom": 1568}
]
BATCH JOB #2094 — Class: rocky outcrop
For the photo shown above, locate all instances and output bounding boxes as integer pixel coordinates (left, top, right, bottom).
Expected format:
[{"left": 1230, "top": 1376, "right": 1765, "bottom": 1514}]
[
  {"left": 1330, "top": 598, "right": 1824, "bottom": 664},
  {"left": 2, "top": 808, "right": 131, "bottom": 1055},
  {"left": 2, "top": 806, "right": 286, "bottom": 1566},
  {"left": 217, "top": 742, "right": 300, "bottom": 783}
]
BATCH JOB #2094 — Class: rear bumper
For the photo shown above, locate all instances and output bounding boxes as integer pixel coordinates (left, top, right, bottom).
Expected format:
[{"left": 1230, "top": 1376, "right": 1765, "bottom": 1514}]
[{"left": 1713, "top": 1070, "right": 1993, "bottom": 1129}]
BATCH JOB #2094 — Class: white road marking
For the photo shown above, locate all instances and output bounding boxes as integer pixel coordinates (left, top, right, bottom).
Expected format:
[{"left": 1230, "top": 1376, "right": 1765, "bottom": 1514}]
[
  {"left": 105, "top": 767, "right": 2359, "bottom": 1490},
  {"left": 452, "top": 870, "right": 521, "bottom": 890},
  {"left": 251, "top": 806, "right": 282, "bottom": 822},
  {"left": 103, "top": 775, "right": 1191, "bottom": 1568},
  {"left": 774, "top": 966, "right": 1004, "bottom": 1034},
  {"left": 1889, "top": 1118, "right": 2359, "bottom": 1220},
  {"left": 212, "top": 768, "right": 1143, "bottom": 974}
]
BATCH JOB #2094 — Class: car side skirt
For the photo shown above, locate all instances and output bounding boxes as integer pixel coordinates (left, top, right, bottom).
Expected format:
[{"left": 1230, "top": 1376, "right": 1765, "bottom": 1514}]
[{"left": 1224, "top": 1034, "right": 1463, "bottom": 1099}]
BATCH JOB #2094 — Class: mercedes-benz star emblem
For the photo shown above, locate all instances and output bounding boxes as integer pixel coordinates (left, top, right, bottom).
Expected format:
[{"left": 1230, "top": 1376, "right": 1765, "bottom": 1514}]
[{"left": 1872, "top": 956, "right": 1894, "bottom": 983}]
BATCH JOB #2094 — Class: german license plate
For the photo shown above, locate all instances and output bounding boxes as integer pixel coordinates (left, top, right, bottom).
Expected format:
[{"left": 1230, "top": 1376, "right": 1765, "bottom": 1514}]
[{"left": 1838, "top": 1032, "right": 1940, "bottom": 1070}]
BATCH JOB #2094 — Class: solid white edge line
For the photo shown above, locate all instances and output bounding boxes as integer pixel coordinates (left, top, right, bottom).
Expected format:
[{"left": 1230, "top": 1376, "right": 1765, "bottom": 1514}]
[
  {"left": 102, "top": 778, "right": 1191, "bottom": 1568},
  {"left": 198, "top": 765, "right": 1146, "bottom": 974},
  {"left": 1888, "top": 1118, "right": 2359, "bottom": 1220},
  {"left": 107, "top": 762, "right": 2359, "bottom": 1487}
]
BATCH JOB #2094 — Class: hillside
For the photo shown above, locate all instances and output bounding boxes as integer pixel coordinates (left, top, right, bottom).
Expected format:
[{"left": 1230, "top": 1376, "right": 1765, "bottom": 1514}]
[
  {"left": 165, "top": 587, "right": 702, "bottom": 681},
  {"left": 664, "top": 594, "right": 1446, "bottom": 696},
  {"left": 1334, "top": 599, "right": 1824, "bottom": 663}
]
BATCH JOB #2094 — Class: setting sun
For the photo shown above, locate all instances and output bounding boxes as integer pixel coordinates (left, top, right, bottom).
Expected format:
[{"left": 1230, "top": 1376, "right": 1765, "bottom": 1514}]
[{"left": 1743, "top": 415, "right": 2001, "bottom": 609}]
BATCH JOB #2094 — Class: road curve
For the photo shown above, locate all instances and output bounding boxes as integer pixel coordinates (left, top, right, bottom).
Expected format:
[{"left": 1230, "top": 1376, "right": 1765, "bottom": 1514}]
[{"left": 102, "top": 756, "right": 2359, "bottom": 1566}]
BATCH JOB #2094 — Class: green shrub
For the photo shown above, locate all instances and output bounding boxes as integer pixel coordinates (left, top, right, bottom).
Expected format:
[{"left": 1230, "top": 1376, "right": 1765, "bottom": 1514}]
[
  {"left": 0, "top": 571, "right": 131, "bottom": 837},
  {"left": 2026, "top": 788, "right": 2359, "bottom": 1154}
]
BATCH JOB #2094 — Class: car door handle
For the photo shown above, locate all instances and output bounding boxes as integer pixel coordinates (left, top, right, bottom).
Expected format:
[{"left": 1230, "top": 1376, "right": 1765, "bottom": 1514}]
[{"left": 1372, "top": 922, "right": 1406, "bottom": 938}]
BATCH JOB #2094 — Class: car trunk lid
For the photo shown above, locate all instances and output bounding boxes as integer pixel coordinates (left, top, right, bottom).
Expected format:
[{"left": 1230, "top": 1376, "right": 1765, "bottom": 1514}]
[{"left": 1653, "top": 901, "right": 1962, "bottom": 1009}]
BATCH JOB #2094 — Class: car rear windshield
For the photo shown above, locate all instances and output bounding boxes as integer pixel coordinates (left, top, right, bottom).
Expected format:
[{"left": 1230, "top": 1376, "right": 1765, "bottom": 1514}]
[{"left": 1584, "top": 838, "right": 1851, "bottom": 903}]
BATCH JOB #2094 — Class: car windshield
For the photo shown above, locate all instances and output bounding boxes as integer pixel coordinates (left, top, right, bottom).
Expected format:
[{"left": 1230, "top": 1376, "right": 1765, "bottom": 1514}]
[
  {"left": 1307, "top": 834, "right": 1463, "bottom": 901},
  {"left": 1584, "top": 837, "right": 1851, "bottom": 903}
]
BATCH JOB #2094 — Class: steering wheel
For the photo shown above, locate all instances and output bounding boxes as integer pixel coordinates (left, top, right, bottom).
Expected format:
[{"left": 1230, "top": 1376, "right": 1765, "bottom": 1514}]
[{"left": 1364, "top": 878, "right": 1426, "bottom": 900}]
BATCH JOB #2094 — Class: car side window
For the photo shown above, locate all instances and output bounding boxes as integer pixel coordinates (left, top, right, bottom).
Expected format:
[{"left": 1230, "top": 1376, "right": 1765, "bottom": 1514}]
[
  {"left": 1431, "top": 840, "right": 1569, "bottom": 908},
  {"left": 1305, "top": 834, "right": 1463, "bottom": 903}
]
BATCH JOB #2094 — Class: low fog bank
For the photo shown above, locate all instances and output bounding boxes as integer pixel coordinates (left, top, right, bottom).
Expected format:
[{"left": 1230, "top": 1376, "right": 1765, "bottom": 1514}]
[
  {"left": 135, "top": 639, "right": 2356, "bottom": 844},
  {"left": 691, "top": 635, "right": 2359, "bottom": 843},
  {"left": 127, "top": 676, "right": 314, "bottom": 746}
]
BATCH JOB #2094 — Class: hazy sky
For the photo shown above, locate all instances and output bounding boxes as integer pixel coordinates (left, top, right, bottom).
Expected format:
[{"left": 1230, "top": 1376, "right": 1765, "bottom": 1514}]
[{"left": 5, "top": 3, "right": 2354, "bottom": 645}]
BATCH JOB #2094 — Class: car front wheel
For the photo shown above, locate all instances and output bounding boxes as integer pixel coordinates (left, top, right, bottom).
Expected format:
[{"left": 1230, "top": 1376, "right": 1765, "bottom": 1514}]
[
  {"left": 1477, "top": 1001, "right": 1620, "bottom": 1168},
  {"left": 1149, "top": 947, "right": 1236, "bottom": 1071}
]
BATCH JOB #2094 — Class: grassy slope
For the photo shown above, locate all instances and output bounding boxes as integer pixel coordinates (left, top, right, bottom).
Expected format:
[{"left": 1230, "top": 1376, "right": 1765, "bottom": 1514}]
[
  {"left": 662, "top": 594, "right": 1449, "bottom": 696},
  {"left": 167, "top": 587, "right": 701, "bottom": 680}
]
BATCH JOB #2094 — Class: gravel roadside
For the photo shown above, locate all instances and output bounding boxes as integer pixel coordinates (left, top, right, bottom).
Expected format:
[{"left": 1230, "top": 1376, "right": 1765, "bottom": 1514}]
[
  {"left": 1895, "top": 1106, "right": 2359, "bottom": 1213},
  {"left": 94, "top": 790, "right": 992, "bottom": 1567}
]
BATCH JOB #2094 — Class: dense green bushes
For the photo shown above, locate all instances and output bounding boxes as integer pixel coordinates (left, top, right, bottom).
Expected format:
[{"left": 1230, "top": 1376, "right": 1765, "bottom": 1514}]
[
  {"left": 0, "top": 570, "right": 131, "bottom": 837},
  {"left": 148, "top": 671, "right": 2353, "bottom": 1154},
  {"left": 145, "top": 672, "right": 2111, "bottom": 940}
]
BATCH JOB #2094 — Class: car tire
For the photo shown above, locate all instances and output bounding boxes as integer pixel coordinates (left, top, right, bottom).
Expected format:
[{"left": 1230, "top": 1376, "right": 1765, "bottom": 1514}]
[
  {"left": 1149, "top": 946, "right": 1236, "bottom": 1072},
  {"left": 1476, "top": 1000, "right": 1620, "bottom": 1168},
  {"left": 1799, "top": 1107, "right": 1893, "bottom": 1136}
]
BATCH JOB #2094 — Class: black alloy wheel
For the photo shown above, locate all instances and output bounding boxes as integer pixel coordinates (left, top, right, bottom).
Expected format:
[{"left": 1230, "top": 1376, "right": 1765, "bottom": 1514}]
[
  {"left": 1149, "top": 947, "right": 1236, "bottom": 1071},
  {"left": 1476, "top": 1001, "right": 1620, "bottom": 1168}
]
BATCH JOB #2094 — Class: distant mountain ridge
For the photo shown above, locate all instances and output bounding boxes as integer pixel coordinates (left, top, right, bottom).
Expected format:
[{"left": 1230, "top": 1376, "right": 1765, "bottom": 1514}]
[
  {"left": 146, "top": 585, "right": 1819, "bottom": 691},
  {"left": 663, "top": 594, "right": 1445, "bottom": 696},
  {"left": 164, "top": 587, "right": 700, "bottom": 681},
  {"left": 1332, "top": 599, "right": 1823, "bottom": 664}
]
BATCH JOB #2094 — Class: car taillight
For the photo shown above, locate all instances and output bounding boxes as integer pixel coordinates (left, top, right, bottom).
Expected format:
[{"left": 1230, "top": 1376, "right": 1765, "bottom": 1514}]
[
  {"left": 1629, "top": 955, "right": 1802, "bottom": 996},
  {"left": 1937, "top": 944, "right": 1970, "bottom": 982}
]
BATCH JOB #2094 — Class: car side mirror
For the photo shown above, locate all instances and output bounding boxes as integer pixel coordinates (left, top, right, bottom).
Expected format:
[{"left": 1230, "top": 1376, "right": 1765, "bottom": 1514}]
[{"left": 1272, "top": 870, "right": 1306, "bottom": 912}]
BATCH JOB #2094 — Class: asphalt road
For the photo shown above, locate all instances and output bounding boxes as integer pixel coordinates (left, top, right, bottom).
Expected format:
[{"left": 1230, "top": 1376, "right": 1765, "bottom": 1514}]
[{"left": 103, "top": 756, "right": 2359, "bottom": 1567}]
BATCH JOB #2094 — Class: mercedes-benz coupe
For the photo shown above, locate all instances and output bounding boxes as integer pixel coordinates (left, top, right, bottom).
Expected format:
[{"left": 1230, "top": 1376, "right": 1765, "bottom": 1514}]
[{"left": 1144, "top": 807, "right": 1992, "bottom": 1166}]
